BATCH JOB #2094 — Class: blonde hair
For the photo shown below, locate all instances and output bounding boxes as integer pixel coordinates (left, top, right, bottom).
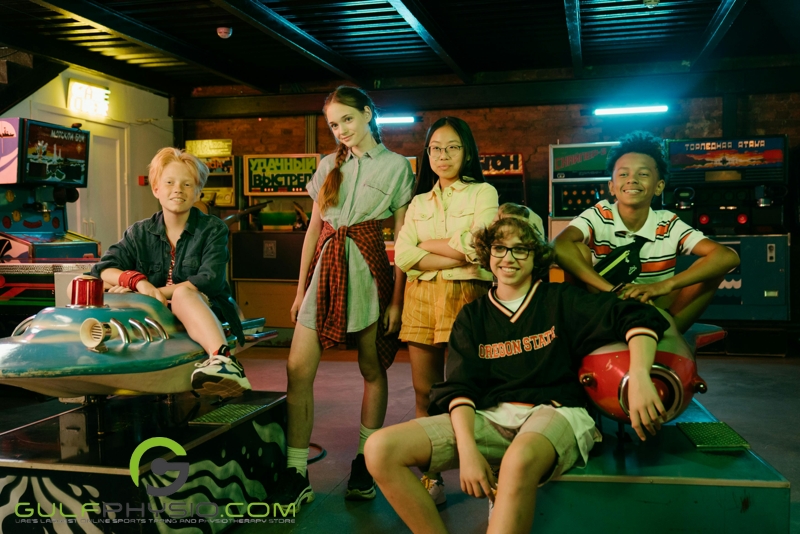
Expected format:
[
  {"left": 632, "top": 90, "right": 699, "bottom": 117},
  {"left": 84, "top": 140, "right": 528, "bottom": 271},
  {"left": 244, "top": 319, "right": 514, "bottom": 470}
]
[
  {"left": 318, "top": 86, "right": 381, "bottom": 213},
  {"left": 148, "top": 147, "right": 209, "bottom": 190}
]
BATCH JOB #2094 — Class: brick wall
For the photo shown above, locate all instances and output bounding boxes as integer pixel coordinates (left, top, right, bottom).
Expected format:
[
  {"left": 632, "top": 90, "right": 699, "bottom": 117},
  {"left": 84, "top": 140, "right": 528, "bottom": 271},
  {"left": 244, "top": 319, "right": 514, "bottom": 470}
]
[
  {"left": 183, "top": 92, "right": 800, "bottom": 216},
  {"left": 184, "top": 116, "right": 306, "bottom": 154},
  {"left": 186, "top": 92, "right": 799, "bottom": 171}
]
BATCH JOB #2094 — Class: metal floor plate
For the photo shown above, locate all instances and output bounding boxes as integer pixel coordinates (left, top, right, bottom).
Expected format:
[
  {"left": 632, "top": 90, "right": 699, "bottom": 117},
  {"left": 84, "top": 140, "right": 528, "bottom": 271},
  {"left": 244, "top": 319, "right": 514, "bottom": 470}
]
[
  {"left": 189, "top": 402, "right": 268, "bottom": 425},
  {"left": 678, "top": 421, "right": 751, "bottom": 451}
]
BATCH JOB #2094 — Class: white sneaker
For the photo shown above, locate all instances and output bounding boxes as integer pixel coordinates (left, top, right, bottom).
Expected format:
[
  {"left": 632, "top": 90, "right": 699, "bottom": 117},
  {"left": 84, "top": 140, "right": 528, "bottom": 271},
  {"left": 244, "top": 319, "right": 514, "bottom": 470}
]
[
  {"left": 191, "top": 354, "right": 251, "bottom": 398},
  {"left": 421, "top": 474, "right": 446, "bottom": 506}
]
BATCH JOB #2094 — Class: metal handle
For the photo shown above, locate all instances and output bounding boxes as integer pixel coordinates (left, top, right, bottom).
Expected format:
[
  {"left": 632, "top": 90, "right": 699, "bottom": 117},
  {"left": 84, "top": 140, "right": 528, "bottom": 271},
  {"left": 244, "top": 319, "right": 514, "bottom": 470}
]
[
  {"left": 108, "top": 318, "right": 130, "bottom": 344},
  {"left": 128, "top": 319, "right": 152, "bottom": 342},
  {"left": 144, "top": 317, "right": 169, "bottom": 340}
]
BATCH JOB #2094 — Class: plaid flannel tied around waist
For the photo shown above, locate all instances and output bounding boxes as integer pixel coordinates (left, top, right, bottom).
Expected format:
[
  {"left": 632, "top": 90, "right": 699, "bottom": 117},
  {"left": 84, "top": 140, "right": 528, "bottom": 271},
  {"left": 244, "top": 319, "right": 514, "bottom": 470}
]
[{"left": 306, "top": 219, "right": 399, "bottom": 369}]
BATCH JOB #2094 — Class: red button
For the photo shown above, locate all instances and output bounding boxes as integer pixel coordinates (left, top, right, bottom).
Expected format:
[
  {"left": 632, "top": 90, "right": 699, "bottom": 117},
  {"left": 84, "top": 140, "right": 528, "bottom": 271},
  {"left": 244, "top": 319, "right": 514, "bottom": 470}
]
[
  {"left": 699, "top": 214, "right": 710, "bottom": 225},
  {"left": 737, "top": 213, "right": 748, "bottom": 224}
]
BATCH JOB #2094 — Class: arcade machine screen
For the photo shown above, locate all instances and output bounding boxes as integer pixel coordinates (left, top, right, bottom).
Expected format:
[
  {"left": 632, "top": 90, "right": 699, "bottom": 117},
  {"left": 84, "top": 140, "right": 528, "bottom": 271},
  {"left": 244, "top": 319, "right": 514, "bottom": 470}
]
[
  {"left": 663, "top": 136, "right": 788, "bottom": 234},
  {"left": 665, "top": 137, "right": 786, "bottom": 184},
  {"left": 22, "top": 120, "right": 89, "bottom": 187}
]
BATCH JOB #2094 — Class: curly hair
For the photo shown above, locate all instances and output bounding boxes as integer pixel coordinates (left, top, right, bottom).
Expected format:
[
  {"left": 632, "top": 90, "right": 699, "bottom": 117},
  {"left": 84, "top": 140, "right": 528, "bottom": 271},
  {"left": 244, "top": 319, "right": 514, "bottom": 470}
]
[
  {"left": 149, "top": 147, "right": 209, "bottom": 191},
  {"left": 606, "top": 131, "right": 668, "bottom": 183},
  {"left": 496, "top": 203, "right": 545, "bottom": 241},
  {"left": 473, "top": 217, "right": 554, "bottom": 283}
]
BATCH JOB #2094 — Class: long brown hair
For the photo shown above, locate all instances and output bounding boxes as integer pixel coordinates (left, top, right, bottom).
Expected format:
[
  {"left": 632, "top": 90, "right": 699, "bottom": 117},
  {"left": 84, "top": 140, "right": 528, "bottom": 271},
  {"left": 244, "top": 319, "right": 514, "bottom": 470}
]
[{"left": 318, "top": 86, "right": 381, "bottom": 212}]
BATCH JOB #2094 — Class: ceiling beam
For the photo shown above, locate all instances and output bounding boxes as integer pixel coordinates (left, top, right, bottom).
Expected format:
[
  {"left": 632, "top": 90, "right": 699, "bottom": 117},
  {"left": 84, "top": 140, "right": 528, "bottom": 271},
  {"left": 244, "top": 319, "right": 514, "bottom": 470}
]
[
  {"left": 0, "top": 58, "right": 67, "bottom": 115},
  {"left": 0, "top": 23, "right": 180, "bottom": 95},
  {"left": 29, "top": 0, "right": 277, "bottom": 92},
  {"left": 385, "top": 0, "right": 470, "bottom": 83},
  {"left": 210, "top": 0, "right": 360, "bottom": 83},
  {"left": 564, "top": 0, "right": 583, "bottom": 76},
  {"left": 690, "top": 0, "right": 748, "bottom": 69},
  {"left": 173, "top": 66, "right": 800, "bottom": 119}
]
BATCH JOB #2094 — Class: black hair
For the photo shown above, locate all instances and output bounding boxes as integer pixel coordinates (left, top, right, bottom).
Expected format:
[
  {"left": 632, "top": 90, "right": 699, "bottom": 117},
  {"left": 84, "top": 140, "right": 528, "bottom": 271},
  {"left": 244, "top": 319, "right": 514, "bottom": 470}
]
[
  {"left": 606, "top": 131, "right": 668, "bottom": 183},
  {"left": 414, "top": 117, "right": 485, "bottom": 196},
  {"left": 473, "top": 217, "right": 554, "bottom": 283}
]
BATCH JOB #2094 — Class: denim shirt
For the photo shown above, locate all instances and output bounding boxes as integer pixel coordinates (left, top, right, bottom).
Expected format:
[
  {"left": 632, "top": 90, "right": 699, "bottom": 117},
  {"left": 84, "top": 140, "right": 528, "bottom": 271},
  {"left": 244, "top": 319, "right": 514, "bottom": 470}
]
[{"left": 91, "top": 207, "right": 244, "bottom": 344}]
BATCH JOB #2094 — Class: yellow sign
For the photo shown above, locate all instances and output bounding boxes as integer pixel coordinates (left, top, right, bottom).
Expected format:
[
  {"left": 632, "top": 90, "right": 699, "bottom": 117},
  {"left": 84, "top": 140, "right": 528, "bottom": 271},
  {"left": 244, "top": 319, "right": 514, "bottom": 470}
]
[
  {"left": 186, "top": 139, "right": 233, "bottom": 157},
  {"left": 244, "top": 154, "right": 319, "bottom": 196},
  {"left": 68, "top": 79, "right": 110, "bottom": 117}
]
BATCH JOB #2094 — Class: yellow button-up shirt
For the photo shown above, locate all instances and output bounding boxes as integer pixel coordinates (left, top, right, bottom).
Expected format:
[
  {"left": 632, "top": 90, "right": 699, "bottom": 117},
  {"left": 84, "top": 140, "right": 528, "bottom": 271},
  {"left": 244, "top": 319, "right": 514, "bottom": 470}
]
[{"left": 395, "top": 180, "right": 498, "bottom": 282}]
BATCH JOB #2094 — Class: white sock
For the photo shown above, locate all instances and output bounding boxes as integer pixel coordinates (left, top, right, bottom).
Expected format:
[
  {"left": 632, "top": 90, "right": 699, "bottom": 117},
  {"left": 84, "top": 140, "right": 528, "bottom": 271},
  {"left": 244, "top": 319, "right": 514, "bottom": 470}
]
[
  {"left": 286, "top": 446, "right": 309, "bottom": 477},
  {"left": 358, "top": 424, "right": 379, "bottom": 455}
]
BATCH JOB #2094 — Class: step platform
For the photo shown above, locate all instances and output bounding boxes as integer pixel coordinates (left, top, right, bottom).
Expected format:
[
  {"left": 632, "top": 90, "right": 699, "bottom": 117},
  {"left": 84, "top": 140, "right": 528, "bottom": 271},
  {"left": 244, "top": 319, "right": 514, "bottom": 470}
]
[
  {"left": 0, "top": 391, "right": 288, "bottom": 533},
  {"left": 537, "top": 399, "right": 790, "bottom": 533}
]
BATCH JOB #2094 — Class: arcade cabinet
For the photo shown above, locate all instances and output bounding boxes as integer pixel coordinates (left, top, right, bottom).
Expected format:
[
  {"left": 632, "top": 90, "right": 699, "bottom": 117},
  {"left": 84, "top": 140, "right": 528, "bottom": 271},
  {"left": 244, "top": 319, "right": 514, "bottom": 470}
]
[
  {"left": 231, "top": 153, "right": 319, "bottom": 344},
  {"left": 548, "top": 141, "right": 620, "bottom": 240},
  {"left": 0, "top": 129, "right": 290, "bottom": 532},
  {"left": 0, "top": 118, "right": 99, "bottom": 336},
  {"left": 664, "top": 136, "right": 792, "bottom": 355}
]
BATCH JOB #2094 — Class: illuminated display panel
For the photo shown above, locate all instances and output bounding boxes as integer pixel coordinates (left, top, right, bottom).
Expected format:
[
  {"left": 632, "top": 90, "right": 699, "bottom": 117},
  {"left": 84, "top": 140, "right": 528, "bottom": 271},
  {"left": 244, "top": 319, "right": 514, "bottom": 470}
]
[{"left": 68, "top": 80, "right": 110, "bottom": 117}]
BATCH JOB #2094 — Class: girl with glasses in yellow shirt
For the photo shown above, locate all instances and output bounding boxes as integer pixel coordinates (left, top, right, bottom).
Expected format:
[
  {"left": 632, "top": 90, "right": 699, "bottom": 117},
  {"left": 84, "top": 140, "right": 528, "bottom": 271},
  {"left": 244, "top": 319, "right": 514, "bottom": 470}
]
[{"left": 394, "top": 117, "right": 499, "bottom": 505}]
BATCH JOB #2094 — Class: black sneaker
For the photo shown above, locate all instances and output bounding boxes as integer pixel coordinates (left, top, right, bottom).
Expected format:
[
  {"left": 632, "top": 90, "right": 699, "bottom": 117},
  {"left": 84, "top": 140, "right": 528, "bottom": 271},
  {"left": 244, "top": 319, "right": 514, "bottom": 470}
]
[
  {"left": 345, "top": 453, "right": 376, "bottom": 500},
  {"left": 268, "top": 468, "right": 315, "bottom": 511}
]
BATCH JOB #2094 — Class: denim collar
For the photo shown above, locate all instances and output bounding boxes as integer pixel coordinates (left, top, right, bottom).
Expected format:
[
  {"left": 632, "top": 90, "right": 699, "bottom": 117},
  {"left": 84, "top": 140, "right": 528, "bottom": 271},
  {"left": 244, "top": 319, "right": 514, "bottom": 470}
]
[{"left": 144, "top": 206, "right": 200, "bottom": 238}]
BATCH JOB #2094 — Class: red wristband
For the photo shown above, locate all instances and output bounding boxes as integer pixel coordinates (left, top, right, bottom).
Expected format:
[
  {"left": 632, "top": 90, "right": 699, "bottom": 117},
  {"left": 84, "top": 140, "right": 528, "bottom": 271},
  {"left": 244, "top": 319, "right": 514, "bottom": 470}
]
[
  {"left": 119, "top": 270, "right": 147, "bottom": 291},
  {"left": 128, "top": 274, "right": 148, "bottom": 291}
]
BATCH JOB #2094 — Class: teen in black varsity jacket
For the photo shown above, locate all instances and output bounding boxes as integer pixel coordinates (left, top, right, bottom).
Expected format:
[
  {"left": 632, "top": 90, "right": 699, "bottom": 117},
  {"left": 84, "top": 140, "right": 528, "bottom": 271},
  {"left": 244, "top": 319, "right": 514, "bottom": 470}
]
[{"left": 366, "top": 203, "right": 670, "bottom": 534}]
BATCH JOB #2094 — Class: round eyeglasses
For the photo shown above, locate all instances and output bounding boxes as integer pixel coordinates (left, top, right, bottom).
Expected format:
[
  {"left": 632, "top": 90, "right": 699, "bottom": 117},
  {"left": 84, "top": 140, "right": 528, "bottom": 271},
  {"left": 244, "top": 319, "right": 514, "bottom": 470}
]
[
  {"left": 490, "top": 245, "right": 532, "bottom": 260},
  {"left": 425, "top": 145, "right": 463, "bottom": 158}
]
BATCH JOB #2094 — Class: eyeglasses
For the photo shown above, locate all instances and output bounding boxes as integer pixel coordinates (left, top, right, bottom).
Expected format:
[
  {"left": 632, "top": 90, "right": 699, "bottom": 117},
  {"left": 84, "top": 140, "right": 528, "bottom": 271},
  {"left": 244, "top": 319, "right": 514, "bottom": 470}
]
[
  {"left": 490, "top": 245, "right": 532, "bottom": 260},
  {"left": 426, "top": 145, "right": 463, "bottom": 158}
]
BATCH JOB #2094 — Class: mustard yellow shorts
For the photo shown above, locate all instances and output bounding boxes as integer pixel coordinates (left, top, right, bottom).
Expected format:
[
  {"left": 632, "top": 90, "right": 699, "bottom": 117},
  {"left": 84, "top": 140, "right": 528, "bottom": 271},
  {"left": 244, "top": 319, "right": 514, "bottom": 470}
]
[{"left": 399, "top": 277, "right": 490, "bottom": 345}]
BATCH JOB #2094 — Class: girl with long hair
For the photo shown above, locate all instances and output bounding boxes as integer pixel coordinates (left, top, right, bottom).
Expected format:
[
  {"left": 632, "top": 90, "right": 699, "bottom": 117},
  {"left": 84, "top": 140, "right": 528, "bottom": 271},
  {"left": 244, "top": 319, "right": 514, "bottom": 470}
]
[
  {"left": 394, "top": 117, "right": 498, "bottom": 504},
  {"left": 269, "top": 86, "right": 415, "bottom": 510}
]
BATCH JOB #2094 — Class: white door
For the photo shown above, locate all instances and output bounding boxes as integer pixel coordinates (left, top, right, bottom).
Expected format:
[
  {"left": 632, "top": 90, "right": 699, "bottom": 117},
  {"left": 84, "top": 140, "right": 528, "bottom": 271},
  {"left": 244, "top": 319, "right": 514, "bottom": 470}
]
[{"left": 33, "top": 107, "right": 127, "bottom": 254}]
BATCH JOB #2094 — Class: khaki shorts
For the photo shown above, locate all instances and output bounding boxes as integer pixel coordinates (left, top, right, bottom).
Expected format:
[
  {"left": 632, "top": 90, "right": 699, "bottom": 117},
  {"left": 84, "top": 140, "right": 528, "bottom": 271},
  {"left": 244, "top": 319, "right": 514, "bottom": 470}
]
[
  {"left": 399, "top": 277, "right": 490, "bottom": 345},
  {"left": 415, "top": 405, "right": 580, "bottom": 485}
]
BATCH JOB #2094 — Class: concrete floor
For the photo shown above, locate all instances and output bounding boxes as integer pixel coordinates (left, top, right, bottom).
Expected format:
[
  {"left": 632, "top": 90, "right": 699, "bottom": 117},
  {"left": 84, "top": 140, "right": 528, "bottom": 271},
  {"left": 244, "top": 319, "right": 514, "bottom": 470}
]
[{"left": 236, "top": 347, "right": 800, "bottom": 534}]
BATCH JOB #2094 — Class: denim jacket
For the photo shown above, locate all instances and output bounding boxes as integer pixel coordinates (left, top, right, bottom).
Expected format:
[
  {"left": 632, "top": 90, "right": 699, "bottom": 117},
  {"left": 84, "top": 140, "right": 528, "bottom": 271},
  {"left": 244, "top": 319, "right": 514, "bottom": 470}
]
[{"left": 91, "top": 207, "right": 244, "bottom": 345}]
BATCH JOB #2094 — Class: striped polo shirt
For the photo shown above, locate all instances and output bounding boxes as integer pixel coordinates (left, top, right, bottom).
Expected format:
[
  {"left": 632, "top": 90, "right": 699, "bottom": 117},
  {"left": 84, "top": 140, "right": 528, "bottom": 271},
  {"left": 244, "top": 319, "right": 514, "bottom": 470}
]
[{"left": 568, "top": 200, "right": 707, "bottom": 284}]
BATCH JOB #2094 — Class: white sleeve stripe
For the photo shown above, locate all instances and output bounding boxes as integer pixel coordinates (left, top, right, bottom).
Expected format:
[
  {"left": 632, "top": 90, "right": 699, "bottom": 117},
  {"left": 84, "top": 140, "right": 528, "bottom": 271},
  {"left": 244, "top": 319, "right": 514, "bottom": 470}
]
[
  {"left": 448, "top": 397, "right": 476, "bottom": 412},
  {"left": 626, "top": 327, "right": 659, "bottom": 342}
]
